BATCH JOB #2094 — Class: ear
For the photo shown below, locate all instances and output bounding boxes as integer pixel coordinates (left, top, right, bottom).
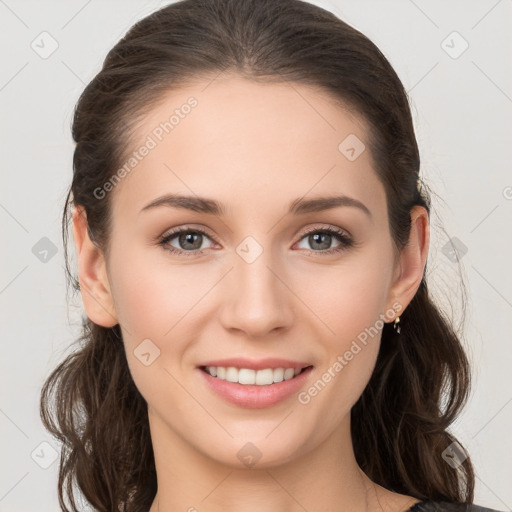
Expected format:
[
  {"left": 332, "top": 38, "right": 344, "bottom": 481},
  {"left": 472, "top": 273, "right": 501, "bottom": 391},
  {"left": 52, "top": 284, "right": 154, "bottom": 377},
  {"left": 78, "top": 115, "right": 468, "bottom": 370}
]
[
  {"left": 72, "top": 205, "right": 119, "bottom": 327},
  {"left": 385, "top": 205, "right": 430, "bottom": 317}
]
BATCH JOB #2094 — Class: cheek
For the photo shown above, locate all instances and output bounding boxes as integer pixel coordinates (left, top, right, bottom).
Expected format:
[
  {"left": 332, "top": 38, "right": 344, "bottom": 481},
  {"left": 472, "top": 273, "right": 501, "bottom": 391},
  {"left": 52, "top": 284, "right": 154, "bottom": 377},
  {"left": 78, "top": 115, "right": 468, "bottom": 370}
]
[
  {"left": 329, "top": 271, "right": 388, "bottom": 387},
  {"left": 109, "top": 246, "right": 211, "bottom": 341},
  {"left": 291, "top": 252, "right": 391, "bottom": 340},
  {"left": 108, "top": 248, "right": 225, "bottom": 396},
  {"left": 291, "top": 255, "right": 389, "bottom": 416},
  {"left": 296, "top": 283, "right": 384, "bottom": 444}
]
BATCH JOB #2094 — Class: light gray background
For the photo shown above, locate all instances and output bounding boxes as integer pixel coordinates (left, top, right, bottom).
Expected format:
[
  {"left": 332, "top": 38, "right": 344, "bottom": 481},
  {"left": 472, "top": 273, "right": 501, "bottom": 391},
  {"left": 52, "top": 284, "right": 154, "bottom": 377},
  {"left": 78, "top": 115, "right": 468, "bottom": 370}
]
[{"left": 1, "top": 1, "right": 511, "bottom": 511}]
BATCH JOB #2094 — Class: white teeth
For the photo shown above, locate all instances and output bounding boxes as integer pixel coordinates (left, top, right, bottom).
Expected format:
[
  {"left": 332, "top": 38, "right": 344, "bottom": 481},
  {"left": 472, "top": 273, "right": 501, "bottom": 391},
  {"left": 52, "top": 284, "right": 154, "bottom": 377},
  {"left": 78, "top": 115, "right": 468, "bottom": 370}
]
[
  {"left": 204, "top": 366, "right": 305, "bottom": 385},
  {"left": 225, "top": 367, "right": 238, "bottom": 382},
  {"left": 284, "top": 368, "right": 295, "bottom": 380},
  {"left": 273, "top": 368, "right": 284, "bottom": 383},
  {"left": 238, "top": 368, "right": 256, "bottom": 385},
  {"left": 256, "top": 368, "right": 273, "bottom": 385}
]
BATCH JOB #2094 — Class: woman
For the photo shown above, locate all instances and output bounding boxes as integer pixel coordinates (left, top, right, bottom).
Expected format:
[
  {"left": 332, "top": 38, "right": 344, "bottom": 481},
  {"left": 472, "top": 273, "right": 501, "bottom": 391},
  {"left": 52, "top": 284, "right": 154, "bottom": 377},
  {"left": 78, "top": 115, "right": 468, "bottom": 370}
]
[{"left": 40, "top": 0, "right": 504, "bottom": 511}]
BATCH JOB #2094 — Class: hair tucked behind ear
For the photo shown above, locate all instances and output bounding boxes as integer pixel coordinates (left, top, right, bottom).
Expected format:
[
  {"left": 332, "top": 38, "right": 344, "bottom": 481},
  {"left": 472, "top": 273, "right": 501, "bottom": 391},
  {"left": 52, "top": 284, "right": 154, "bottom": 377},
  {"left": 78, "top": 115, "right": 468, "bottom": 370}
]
[{"left": 40, "top": 0, "right": 474, "bottom": 510}]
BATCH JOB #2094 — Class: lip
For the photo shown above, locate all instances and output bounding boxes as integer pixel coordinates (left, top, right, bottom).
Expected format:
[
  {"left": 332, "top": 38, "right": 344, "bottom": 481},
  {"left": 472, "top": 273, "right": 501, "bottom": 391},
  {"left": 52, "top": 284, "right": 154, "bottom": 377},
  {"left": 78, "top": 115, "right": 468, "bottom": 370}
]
[
  {"left": 197, "top": 357, "right": 311, "bottom": 371},
  {"left": 197, "top": 364, "right": 314, "bottom": 409}
]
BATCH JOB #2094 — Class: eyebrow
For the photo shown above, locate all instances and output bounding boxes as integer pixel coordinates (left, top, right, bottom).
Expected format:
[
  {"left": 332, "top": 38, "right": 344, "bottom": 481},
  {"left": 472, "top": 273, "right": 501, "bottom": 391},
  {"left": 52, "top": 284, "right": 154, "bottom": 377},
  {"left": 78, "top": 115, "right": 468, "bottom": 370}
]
[{"left": 140, "top": 193, "right": 371, "bottom": 218}]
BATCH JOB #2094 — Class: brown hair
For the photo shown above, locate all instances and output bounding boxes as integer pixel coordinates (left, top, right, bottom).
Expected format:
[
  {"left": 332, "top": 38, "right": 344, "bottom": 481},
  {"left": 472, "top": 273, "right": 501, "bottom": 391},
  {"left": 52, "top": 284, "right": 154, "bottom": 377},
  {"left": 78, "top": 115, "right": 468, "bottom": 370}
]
[{"left": 40, "top": 0, "right": 474, "bottom": 510}]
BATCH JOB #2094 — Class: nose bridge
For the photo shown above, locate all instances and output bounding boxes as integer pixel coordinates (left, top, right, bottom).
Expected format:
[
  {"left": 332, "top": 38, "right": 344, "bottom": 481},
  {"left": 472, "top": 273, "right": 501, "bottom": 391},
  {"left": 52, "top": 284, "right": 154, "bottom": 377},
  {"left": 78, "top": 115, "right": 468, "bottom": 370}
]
[{"left": 219, "top": 239, "right": 293, "bottom": 337}]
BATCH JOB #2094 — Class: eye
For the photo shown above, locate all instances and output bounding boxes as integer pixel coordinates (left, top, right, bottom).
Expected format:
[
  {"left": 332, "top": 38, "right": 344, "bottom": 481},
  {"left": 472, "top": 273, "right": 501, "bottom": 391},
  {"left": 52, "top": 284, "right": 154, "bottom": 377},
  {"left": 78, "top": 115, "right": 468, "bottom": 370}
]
[
  {"left": 158, "top": 225, "right": 355, "bottom": 257},
  {"left": 158, "top": 228, "right": 215, "bottom": 257},
  {"left": 295, "top": 226, "right": 354, "bottom": 255}
]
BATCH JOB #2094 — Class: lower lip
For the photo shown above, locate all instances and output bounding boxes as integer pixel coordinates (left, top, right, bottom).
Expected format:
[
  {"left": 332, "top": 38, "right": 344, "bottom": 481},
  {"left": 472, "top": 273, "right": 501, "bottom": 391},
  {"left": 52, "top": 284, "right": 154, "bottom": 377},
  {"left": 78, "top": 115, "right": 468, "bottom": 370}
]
[{"left": 198, "top": 367, "right": 314, "bottom": 409}]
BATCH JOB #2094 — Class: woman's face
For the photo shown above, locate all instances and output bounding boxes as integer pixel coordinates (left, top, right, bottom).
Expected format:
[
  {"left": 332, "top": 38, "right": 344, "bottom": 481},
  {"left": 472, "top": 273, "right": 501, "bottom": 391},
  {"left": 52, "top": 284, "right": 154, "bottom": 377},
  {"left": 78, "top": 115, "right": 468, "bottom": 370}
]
[{"left": 82, "top": 75, "right": 423, "bottom": 469}]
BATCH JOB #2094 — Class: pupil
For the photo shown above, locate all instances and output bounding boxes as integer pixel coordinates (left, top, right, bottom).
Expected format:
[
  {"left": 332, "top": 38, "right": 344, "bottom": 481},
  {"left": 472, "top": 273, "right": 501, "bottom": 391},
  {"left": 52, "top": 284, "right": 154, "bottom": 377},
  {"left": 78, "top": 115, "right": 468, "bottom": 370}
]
[
  {"left": 181, "top": 232, "right": 201, "bottom": 249},
  {"left": 311, "top": 233, "right": 330, "bottom": 250}
]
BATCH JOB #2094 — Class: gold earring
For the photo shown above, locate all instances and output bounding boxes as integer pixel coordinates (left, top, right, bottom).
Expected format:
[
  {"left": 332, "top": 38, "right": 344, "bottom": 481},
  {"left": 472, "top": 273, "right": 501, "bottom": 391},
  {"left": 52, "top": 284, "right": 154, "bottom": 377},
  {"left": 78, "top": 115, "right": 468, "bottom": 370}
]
[{"left": 393, "top": 316, "right": 401, "bottom": 334}]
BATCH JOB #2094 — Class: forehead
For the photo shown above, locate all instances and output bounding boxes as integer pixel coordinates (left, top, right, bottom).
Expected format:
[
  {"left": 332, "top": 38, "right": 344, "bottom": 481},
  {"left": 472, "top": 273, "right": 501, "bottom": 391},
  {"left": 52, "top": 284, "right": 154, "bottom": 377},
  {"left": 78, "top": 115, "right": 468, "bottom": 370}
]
[{"left": 110, "top": 75, "right": 385, "bottom": 222}]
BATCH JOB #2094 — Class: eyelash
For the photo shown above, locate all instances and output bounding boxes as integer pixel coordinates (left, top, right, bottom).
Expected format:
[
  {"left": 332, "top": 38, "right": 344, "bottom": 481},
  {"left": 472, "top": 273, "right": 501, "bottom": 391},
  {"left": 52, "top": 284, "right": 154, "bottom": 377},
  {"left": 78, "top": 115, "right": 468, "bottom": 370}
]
[{"left": 157, "top": 225, "right": 354, "bottom": 257}]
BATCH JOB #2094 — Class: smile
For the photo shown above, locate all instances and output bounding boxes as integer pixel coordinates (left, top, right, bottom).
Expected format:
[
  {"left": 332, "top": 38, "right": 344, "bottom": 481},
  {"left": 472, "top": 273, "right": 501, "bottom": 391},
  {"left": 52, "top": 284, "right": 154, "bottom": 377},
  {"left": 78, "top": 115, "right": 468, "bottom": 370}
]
[
  {"left": 201, "top": 366, "right": 311, "bottom": 386},
  {"left": 197, "top": 361, "right": 314, "bottom": 408}
]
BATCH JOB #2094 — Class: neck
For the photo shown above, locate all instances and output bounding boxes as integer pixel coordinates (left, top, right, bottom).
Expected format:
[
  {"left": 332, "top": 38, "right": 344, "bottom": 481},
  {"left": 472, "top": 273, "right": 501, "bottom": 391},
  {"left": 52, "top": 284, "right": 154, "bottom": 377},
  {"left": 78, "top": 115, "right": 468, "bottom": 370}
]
[{"left": 147, "top": 409, "right": 381, "bottom": 512}]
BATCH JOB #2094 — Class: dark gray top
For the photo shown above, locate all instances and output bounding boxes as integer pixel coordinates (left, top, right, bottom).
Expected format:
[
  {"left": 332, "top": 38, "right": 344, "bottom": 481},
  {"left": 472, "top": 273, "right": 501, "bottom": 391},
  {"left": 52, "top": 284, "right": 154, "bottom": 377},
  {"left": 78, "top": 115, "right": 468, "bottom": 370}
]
[{"left": 408, "top": 501, "right": 505, "bottom": 512}]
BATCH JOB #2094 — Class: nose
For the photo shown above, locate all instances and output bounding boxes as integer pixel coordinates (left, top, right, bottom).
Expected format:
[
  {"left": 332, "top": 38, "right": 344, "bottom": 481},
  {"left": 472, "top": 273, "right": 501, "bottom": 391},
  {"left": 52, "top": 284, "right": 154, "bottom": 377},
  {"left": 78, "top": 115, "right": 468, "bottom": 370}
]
[{"left": 218, "top": 248, "right": 294, "bottom": 339}]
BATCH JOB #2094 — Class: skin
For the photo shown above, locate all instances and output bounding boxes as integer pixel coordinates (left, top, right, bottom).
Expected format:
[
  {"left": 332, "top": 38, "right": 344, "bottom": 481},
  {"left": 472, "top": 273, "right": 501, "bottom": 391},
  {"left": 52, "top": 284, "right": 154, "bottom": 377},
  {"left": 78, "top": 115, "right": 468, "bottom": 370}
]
[{"left": 72, "top": 74, "right": 429, "bottom": 512}]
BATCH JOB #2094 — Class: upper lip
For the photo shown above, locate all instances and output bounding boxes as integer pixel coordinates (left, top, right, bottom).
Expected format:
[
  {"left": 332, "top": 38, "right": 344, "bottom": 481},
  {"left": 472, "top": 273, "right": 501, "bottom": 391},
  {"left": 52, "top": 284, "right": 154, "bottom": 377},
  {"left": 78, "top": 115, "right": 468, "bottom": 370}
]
[{"left": 198, "top": 357, "right": 313, "bottom": 371}]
